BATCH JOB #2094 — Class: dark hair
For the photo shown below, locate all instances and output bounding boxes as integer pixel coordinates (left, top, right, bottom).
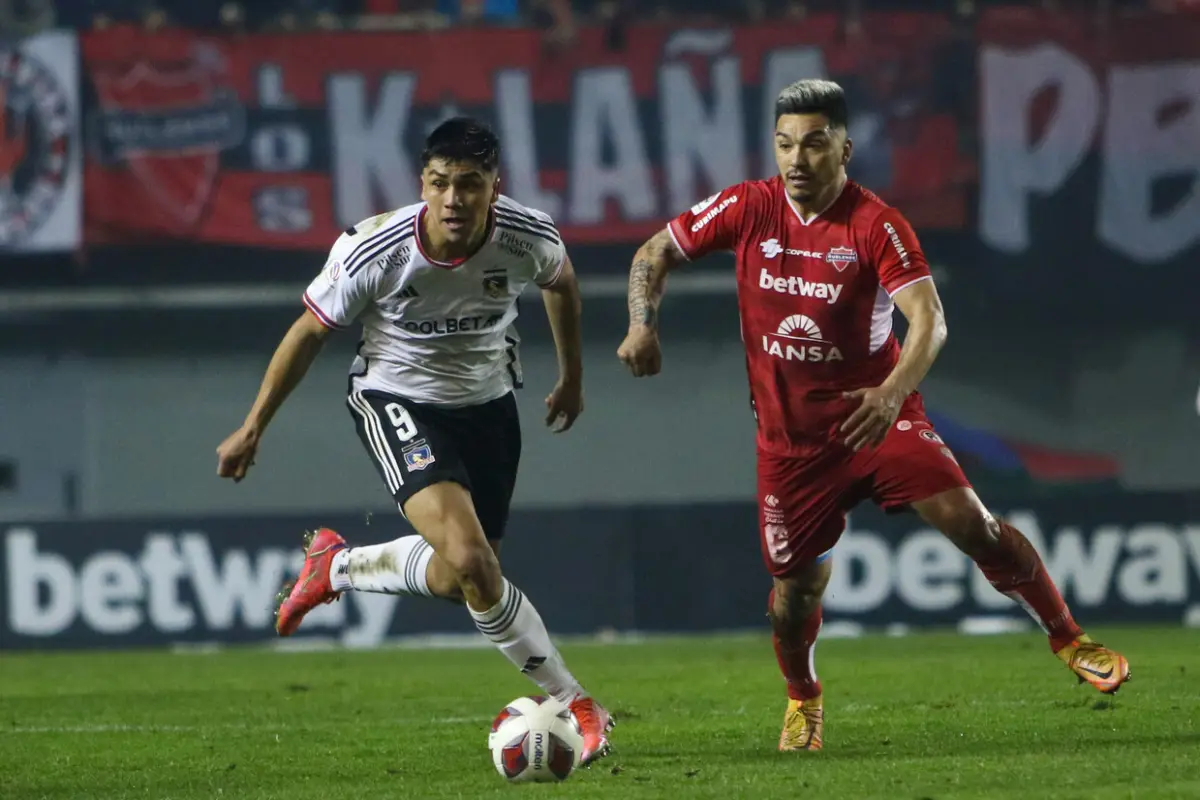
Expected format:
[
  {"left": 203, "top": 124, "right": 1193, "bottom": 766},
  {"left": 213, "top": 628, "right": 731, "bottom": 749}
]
[
  {"left": 774, "top": 79, "right": 849, "bottom": 130},
  {"left": 421, "top": 117, "right": 500, "bottom": 172}
]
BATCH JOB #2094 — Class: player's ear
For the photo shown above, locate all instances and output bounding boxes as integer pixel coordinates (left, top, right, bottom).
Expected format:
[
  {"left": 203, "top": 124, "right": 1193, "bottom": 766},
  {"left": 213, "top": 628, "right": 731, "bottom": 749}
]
[
  {"left": 841, "top": 136, "right": 853, "bottom": 167},
  {"left": 491, "top": 174, "right": 501, "bottom": 206}
]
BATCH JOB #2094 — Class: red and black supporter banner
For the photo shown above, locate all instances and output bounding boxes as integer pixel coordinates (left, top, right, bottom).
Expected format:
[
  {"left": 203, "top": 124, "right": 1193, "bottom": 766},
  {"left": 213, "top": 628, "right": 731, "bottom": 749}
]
[
  {"left": 80, "top": 15, "right": 972, "bottom": 251},
  {"left": 78, "top": 11, "right": 1200, "bottom": 267},
  {"left": 975, "top": 8, "right": 1200, "bottom": 266}
]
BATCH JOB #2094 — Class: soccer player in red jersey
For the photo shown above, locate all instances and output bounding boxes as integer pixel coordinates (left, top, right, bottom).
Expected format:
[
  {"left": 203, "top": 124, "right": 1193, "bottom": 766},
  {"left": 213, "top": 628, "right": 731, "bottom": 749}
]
[{"left": 617, "top": 79, "right": 1130, "bottom": 751}]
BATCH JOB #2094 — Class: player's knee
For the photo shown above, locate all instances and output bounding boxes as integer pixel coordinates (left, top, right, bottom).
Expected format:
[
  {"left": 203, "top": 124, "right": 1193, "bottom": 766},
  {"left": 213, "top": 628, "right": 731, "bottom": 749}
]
[
  {"left": 939, "top": 505, "right": 1000, "bottom": 560},
  {"left": 424, "top": 556, "right": 466, "bottom": 602},
  {"left": 443, "top": 541, "right": 502, "bottom": 603},
  {"left": 770, "top": 575, "right": 825, "bottom": 632}
]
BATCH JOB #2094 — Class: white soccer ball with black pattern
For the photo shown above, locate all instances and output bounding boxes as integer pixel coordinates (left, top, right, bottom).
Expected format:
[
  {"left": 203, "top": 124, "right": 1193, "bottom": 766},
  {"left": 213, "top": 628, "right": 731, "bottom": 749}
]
[{"left": 487, "top": 695, "right": 583, "bottom": 782}]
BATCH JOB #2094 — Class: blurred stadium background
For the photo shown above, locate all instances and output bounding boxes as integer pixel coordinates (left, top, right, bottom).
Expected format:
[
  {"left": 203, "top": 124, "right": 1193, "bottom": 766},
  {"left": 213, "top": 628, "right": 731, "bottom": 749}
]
[{"left": 1, "top": 0, "right": 1199, "bottom": 653}]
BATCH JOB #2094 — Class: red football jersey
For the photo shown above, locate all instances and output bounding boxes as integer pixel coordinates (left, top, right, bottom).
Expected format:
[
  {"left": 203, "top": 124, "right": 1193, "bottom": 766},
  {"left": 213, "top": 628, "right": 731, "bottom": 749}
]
[{"left": 668, "top": 177, "right": 933, "bottom": 458}]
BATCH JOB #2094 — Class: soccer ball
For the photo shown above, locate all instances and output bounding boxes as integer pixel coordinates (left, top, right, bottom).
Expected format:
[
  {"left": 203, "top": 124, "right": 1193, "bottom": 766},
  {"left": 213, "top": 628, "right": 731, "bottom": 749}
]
[{"left": 488, "top": 695, "right": 583, "bottom": 783}]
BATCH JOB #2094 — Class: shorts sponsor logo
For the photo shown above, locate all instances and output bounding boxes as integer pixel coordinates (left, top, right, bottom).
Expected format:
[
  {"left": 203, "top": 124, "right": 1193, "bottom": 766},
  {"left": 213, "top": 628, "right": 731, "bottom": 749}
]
[{"left": 764, "top": 494, "right": 785, "bottom": 525}]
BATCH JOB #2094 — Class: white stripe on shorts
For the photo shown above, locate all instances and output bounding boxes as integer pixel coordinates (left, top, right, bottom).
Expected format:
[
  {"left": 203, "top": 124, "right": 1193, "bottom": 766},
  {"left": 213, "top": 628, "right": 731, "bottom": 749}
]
[{"left": 348, "top": 391, "right": 404, "bottom": 494}]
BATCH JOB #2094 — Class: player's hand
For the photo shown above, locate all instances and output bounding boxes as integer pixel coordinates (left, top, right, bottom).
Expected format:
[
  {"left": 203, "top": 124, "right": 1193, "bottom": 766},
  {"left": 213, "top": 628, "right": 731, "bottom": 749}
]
[
  {"left": 840, "top": 384, "right": 904, "bottom": 452},
  {"left": 545, "top": 380, "right": 583, "bottom": 433},
  {"left": 216, "top": 425, "right": 261, "bottom": 482},
  {"left": 617, "top": 325, "right": 662, "bottom": 377}
]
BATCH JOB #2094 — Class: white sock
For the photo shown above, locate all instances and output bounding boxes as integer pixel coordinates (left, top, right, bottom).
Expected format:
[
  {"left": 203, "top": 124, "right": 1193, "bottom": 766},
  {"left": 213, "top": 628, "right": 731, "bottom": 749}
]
[
  {"left": 469, "top": 579, "right": 585, "bottom": 705},
  {"left": 328, "top": 536, "right": 433, "bottom": 596}
]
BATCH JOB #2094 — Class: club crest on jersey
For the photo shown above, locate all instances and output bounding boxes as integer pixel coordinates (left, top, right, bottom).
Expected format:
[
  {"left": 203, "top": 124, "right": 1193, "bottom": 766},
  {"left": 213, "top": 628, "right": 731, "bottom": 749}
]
[
  {"left": 826, "top": 247, "right": 858, "bottom": 272},
  {"left": 404, "top": 445, "right": 436, "bottom": 472},
  {"left": 482, "top": 273, "right": 508, "bottom": 298}
]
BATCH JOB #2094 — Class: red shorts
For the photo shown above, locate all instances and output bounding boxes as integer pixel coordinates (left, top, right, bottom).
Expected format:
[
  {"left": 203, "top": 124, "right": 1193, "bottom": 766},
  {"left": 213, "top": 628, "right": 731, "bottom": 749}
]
[{"left": 757, "top": 405, "right": 971, "bottom": 577}]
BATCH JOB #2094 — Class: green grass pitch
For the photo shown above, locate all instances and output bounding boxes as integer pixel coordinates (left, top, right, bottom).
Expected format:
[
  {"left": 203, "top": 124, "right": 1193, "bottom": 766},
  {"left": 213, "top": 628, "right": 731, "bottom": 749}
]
[{"left": 2, "top": 626, "right": 1198, "bottom": 799}]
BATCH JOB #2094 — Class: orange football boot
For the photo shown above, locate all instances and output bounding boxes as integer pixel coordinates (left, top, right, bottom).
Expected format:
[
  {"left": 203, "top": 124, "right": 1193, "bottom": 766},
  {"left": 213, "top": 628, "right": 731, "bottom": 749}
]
[
  {"left": 779, "top": 695, "right": 823, "bottom": 751},
  {"left": 569, "top": 696, "right": 615, "bottom": 766},
  {"left": 1057, "top": 635, "right": 1131, "bottom": 694},
  {"left": 274, "top": 528, "right": 346, "bottom": 636}
]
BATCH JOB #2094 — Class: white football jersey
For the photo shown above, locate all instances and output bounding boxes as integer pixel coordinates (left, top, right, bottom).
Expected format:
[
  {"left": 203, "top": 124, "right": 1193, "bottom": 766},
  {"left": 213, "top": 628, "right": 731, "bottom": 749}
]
[{"left": 303, "top": 195, "right": 567, "bottom": 406}]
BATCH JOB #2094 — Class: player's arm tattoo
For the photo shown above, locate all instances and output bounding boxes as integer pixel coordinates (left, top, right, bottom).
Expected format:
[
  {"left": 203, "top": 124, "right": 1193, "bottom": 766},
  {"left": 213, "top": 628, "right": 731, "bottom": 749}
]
[
  {"left": 628, "top": 229, "right": 684, "bottom": 330},
  {"left": 629, "top": 257, "right": 657, "bottom": 328}
]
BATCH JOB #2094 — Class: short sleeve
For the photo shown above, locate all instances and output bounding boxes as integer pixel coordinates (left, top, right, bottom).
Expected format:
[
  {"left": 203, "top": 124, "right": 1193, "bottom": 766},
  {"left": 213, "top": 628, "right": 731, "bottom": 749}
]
[
  {"left": 667, "top": 183, "right": 750, "bottom": 261},
  {"left": 302, "top": 231, "right": 380, "bottom": 329},
  {"left": 870, "top": 207, "right": 932, "bottom": 297},
  {"left": 534, "top": 229, "right": 567, "bottom": 288}
]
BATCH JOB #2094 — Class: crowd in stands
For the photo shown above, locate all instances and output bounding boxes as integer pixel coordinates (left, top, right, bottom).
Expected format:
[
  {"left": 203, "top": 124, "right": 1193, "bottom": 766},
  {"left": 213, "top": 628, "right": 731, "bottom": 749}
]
[{"left": 1, "top": 0, "right": 1196, "bottom": 37}]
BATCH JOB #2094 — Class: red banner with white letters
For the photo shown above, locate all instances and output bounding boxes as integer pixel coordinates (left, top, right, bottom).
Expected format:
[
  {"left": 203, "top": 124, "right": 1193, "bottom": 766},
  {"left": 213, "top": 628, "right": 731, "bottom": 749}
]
[
  {"left": 974, "top": 8, "right": 1200, "bottom": 265},
  {"left": 79, "top": 16, "right": 971, "bottom": 251}
]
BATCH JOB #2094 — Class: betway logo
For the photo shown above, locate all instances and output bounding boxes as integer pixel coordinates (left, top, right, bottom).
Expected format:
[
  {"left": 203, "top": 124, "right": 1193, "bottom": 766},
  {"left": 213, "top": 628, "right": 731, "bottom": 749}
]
[
  {"left": 824, "top": 512, "right": 1200, "bottom": 614},
  {"left": 759, "top": 268, "right": 842, "bottom": 304},
  {"left": 3, "top": 528, "right": 398, "bottom": 646}
]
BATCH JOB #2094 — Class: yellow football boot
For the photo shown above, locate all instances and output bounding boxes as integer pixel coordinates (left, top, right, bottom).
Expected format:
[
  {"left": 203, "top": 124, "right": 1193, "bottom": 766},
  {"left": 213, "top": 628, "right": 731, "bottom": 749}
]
[
  {"left": 778, "top": 695, "right": 823, "bottom": 751},
  {"left": 1057, "top": 635, "right": 1131, "bottom": 694}
]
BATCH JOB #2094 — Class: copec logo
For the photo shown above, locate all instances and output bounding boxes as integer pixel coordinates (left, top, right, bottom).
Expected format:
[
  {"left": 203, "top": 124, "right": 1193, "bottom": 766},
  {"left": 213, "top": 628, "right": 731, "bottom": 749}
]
[
  {"left": 2, "top": 528, "right": 398, "bottom": 645},
  {"left": 759, "top": 267, "right": 842, "bottom": 304},
  {"left": 760, "top": 238, "right": 826, "bottom": 261},
  {"left": 762, "top": 314, "right": 843, "bottom": 363}
]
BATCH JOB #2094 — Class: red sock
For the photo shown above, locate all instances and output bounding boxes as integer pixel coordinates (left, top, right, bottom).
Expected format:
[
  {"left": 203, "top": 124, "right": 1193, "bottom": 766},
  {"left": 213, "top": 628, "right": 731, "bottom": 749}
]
[
  {"left": 975, "top": 520, "right": 1083, "bottom": 652},
  {"left": 768, "top": 588, "right": 823, "bottom": 701}
]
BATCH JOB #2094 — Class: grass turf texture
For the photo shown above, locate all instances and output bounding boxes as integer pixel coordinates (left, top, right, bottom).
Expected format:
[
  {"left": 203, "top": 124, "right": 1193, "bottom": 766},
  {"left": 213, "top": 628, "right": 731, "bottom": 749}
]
[{"left": 2, "top": 626, "right": 1197, "bottom": 799}]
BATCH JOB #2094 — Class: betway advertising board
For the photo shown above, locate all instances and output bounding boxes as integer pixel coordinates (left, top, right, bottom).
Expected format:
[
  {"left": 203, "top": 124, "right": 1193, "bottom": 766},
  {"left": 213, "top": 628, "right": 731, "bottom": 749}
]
[{"left": 2, "top": 492, "right": 1197, "bottom": 651}]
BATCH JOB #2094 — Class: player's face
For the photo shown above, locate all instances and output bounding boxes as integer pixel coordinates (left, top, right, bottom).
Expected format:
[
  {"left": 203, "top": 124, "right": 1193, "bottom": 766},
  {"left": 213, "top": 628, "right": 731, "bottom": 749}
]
[
  {"left": 420, "top": 159, "right": 499, "bottom": 243},
  {"left": 774, "top": 113, "right": 851, "bottom": 203}
]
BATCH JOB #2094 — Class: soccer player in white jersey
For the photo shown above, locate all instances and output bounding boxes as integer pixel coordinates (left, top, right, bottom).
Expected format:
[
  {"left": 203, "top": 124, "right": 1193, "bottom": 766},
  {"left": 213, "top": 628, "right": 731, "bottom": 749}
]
[{"left": 215, "top": 118, "right": 613, "bottom": 765}]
